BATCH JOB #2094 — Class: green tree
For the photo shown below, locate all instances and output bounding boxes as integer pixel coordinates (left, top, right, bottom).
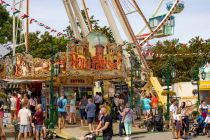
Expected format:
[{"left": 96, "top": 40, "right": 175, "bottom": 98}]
[
  {"left": 148, "top": 37, "right": 210, "bottom": 83},
  {"left": 0, "top": 5, "right": 12, "bottom": 44},
  {"left": 16, "top": 31, "right": 68, "bottom": 59}
]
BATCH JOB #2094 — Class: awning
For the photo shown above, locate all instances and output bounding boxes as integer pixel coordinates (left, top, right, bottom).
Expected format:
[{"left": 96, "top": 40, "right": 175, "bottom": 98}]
[
  {"left": 199, "top": 81, "right": 210, "bottom": 90},
  {"left": 3, "top": 79, "right": 44, "bottom": 84}
]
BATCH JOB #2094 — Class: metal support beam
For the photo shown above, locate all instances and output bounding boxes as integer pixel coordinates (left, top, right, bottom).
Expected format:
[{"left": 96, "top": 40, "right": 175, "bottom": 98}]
[
  {"left": 100, "top": 0, "right": 123, "bottom": 44},
  {"left": 70, "top": 0, "right": 89, "bottom": 37}
]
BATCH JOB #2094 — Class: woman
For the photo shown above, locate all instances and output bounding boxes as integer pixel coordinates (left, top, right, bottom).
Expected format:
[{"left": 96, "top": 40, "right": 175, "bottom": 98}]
[
  {"left": 69, "top": 95, "right": 76, "bottom": 124},
  {"left": 86, "top": 99, "right": 96, "bottom": 132},
  {"left": 198, "top": 100, "right": 208, "bottom": 119},
  {"left": 119, "top": 103, "right": 134, "bottom": 140},
  {"left": 29, "top": 95, "right": 37, "bottom": 116},
  {"left": 180, "top": 102, "right": 189, "bottom": 139},
  {"left": 79, "top": 96, "right": 88, "bottom": 127}
]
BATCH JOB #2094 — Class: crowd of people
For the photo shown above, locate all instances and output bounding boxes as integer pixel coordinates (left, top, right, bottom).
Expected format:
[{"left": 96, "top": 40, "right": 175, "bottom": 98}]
[
  {"left": 0, "top": 91, "right": 46, "bottom": 140},
  {"left": 170, "top": 99, "right": 210, "bottom": 139},
  {"left": 0, "top": 88, "right": 209, "bottom": 140}
]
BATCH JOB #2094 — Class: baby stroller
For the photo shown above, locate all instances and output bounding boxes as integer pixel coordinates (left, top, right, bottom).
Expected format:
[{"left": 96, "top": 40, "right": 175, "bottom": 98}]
[
  {"left": 190, "top": 116, "right": 206, "bottom": 136},
  {"left": 153, "top": 114, "right": 164, "bottom": 132},
  {"left": 83, "top": 132, "right": 97, "bottom": 140}
]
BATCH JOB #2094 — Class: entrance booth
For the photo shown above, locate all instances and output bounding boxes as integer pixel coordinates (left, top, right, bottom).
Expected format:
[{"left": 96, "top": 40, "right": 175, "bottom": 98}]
[{"left": 0, "top": 32, "right": 123, "bottom": 125}]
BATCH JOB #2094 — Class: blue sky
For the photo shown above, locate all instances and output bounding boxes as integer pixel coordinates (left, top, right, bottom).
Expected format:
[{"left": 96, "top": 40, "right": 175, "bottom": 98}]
[{"left": 1, "top": 0, "right": 210, "bottom": 55}]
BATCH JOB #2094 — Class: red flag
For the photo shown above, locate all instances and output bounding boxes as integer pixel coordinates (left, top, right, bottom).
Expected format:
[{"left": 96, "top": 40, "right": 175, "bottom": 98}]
[
  {"left": 30, "top": 18, "right": 38, "bottom": 24},
  {"left": 20, "top": 14, "right": 29, "bottom": 19}
]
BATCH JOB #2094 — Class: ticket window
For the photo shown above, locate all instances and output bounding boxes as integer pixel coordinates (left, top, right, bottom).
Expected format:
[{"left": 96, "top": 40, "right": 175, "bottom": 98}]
[{"left": 62, "top": 86, "right": 93, "bottom": 101}]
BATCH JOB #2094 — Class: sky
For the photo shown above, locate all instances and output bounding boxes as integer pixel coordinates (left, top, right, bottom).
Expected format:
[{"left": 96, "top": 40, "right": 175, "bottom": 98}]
[{"left": 1, "top": 0, "right": 210, "bottom": 56}]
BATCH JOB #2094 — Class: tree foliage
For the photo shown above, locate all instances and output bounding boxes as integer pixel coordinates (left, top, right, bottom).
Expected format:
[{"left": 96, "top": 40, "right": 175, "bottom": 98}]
[
  {"left": 148, "top": 37, "right": 210, "bottom": 83},
  {"left": 0, "top": 5, "right": 12, "bottom": 44},
  {"left": 16, "top": 32, "right": 68, "bottom": 59}
]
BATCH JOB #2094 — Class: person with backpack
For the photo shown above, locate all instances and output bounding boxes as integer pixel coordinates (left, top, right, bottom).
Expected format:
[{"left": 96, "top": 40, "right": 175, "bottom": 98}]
[
  {"left": 119, "top": 103, "right": 134, "bottom": 140},
  {"left": 57, "top": 93, "right": 68, "bottom": 132}
]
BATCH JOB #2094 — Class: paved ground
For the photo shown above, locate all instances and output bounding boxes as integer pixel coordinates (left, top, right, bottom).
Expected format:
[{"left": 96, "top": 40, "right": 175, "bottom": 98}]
[{"left": 113, "top": 132, "right": 210, "bottom": 140}]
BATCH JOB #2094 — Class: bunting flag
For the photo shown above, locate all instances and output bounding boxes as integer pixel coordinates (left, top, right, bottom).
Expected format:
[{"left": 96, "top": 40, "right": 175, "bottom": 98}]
[
  {"left": 20, "top": 14, "right": 29, "bottom": 19},
  {"left": 0, "top": 0, "right": 5, "bottom": 4},
  {"left": 50, "top": 29, "right": 57, "bottom": 33},
  {"left": 44, "top": 25, "right": 51, "bottom": 30},
  {"left": 2, "top": 3, "right": 10, "bottom": 7},
  {"left": 38, "top": 22, "right": 44, "bottom": 26},
  {"left": 1, "top": 1, "right": 72, "bottom": 40},
  {"left": 29, "top": 18, "right": 38, "bottom": 24},
  {"left": 57, "top": 32, "right": 63, "bottom": 36}
]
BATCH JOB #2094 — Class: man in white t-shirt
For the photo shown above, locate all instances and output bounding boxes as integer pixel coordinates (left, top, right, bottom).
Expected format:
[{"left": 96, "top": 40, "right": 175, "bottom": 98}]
[
  {"left": 170, "top": 99, "right": 178, "bottom": 139},
  {"left": 18, "top": 100, "right": 32, "bottom": 140},
  {"left": 10, "top": 92, "right": 17, "bottom": 123}
]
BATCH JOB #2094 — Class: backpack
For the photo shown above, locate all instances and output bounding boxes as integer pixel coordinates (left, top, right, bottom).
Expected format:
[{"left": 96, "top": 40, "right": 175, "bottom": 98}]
[{"left": 58, "top": 99, "right": 64, "bottom": 108}]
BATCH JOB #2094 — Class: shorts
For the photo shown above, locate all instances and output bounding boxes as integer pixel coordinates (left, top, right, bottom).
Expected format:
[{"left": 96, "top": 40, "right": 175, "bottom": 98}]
[
  {"left": 143, "top": 109, "right": 150, "bottom": 115},
  {"left": 70, "top": 106, "right": 76, "bottom": 113},
  {"left": 176, "top": 121, "right": 182, "bottom": 131},
  {"left": 87, "top": 117, "right": 94, "bottom": 123},
  {"left": 152, "top": 108, "right": 158, "bottom": 115},
  {"left": 80, "top": 109, "right": 87, "bottom": 120},
  {"left": 35, "top": 125, "right": 43, "bottom": 132},
  {"left": 58, "top": 112, "right": 66, "bottom": 118},
  {"left": 20, "top": 125, "right": 30, "bottom": 133}
]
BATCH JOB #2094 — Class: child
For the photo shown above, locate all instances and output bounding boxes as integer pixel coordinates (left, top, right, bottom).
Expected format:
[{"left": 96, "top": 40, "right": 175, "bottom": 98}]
[
  {"left": 175, "top": 109, "right": 182, "bottom": 139},
  {"left": 34, "top": 104, "right": 44, "bottom": 140},
  {"left": 204, "top": 113, "right": 210, "bottom": 135},
  {"left": 18, "top": 100, "right": 32, "bottom": 140},
  {"left": 143, "top": 114, "right": 153, "bottom": 131}
]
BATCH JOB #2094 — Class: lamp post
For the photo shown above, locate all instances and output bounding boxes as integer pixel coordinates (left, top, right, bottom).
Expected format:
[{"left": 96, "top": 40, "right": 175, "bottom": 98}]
[
  {"left": 129, "top": 55, "right": 141, "bottom": 109},
  {"left": 162, "top": 60, "right": 176, "bottom": 121},
  {"left": 191, "top": 64, "right": 206, "bottom": 106},
  {"left": 49, "top": 46, "right": 60, "bottom": 129}
]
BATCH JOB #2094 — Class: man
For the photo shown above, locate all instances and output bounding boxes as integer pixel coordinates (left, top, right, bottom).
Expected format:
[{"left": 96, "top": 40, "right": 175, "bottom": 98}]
[
  {"left": 57, "top": 93, "right": 68, "bottom": 131},
  {"left": 86, "top": 98, "right": 96, "bottom": 132},
  {"left": 94, "top": 92, "right": 101, "bottom": 120},
  {"left": 170, "top": 99, "right": 177, "bottom": 139},
  {"left": 18, "top": 100, "right": 32, "bottom": 140},
  {"left": 96, "top": 107, "right": 113, "bottom": 140}
]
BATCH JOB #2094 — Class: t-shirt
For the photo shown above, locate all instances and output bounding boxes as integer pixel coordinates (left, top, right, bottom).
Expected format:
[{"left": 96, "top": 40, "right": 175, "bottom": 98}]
[
  {"left": 141, "top": 98, "right": 151, "bottom": 110},
  {"left": 123, "top": 108, "right": 134, "bottom": 123},
  {"left": 18, "top": 108, "right": 31, "bottom": 125},
  {"left": 151, "top": 97, "right": 158, "bottom": 108},
  {"left": 57, "top": 98, "right": 68, "bottom": 112},
  {"left": 70, "top": 99, "right": 76, "bottom": 106},
  {"left": 170, "top": 104, "right": 177, "bottom": 120},
  {"left": 34, "top": 110, "right": 44, "bottom": 125},
  {"left": 175, "top": 114, "right": 182, "bottom": 121},
  {"left": 101, "top": 115, "right": 113, "bottom": 137},
  {"left": 10, "top": 97, "right": 17, "bottom": 110},
  {"left": 86, "top": 103, "right": 96, "bottom": 118},
  {"left": 94, "top": 95, "right": 101, "bottom": 104}
]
